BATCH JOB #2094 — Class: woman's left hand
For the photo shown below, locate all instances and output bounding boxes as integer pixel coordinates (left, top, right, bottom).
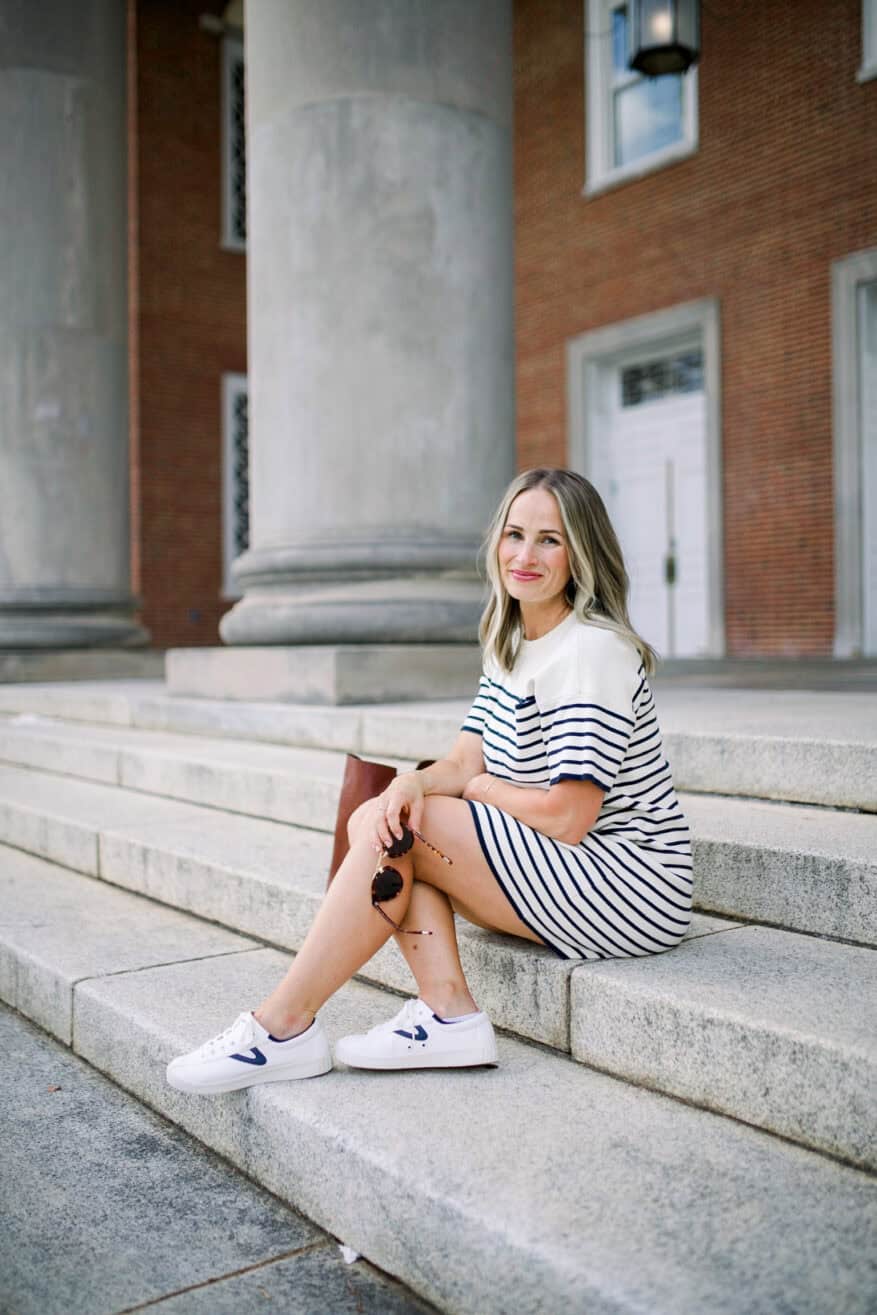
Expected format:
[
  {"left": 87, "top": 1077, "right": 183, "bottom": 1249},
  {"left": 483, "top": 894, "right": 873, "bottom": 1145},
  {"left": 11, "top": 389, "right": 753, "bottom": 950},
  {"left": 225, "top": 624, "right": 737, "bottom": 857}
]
[
  {"left": 374, "top": 772, "right": 425, "bottom": 849},
  {"left": 462, "top": 773, "right": 498, "bottom": 802}
]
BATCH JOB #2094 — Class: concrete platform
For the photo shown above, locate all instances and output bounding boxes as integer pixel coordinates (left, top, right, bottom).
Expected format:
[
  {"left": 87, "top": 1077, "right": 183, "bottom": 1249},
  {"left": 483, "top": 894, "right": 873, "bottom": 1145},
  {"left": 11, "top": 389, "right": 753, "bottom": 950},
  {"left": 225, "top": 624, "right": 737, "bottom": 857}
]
[{"left": 0, "top": 1003, "right": 435, "bottom": 1315}]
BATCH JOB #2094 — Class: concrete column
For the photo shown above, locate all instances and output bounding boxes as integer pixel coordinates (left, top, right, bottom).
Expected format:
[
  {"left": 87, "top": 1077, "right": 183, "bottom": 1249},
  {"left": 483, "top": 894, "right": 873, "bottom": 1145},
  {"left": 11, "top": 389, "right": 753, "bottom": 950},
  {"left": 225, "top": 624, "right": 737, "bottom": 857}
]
[
  {"left": 221, "top": 0, "right": 514, "bottom": 646},
  {"left": 0, "top": 0, "right": 145, "bottom": 649}
]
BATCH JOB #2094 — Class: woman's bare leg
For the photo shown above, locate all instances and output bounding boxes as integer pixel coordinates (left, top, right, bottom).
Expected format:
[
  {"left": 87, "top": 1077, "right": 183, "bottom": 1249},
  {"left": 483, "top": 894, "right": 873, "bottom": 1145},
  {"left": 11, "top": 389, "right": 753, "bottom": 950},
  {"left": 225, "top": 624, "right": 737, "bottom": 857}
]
[
  {"left": 391, "top": 881, "right": 478, "bottom": 1018},
  {"left": 254, "top": 828, "right": 408, "bottom": 1037},
  {"left": 255, "top": 795, "right": 542, "bottom": 1038}
]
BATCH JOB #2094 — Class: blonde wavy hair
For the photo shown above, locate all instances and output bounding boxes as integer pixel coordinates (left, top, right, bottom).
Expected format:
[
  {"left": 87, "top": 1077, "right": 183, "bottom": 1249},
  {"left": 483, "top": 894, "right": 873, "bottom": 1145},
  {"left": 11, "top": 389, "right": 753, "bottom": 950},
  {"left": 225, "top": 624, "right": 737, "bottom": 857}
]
[{"left": 479, "top": 467, "right": 658, "bottom": 675}]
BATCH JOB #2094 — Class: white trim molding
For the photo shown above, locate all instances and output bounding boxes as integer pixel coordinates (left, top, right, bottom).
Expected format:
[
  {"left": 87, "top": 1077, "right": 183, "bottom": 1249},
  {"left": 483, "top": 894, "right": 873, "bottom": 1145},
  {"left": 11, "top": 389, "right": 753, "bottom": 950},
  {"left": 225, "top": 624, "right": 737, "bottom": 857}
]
[
  {"left": 832, "top": 248, "right": 877, "bottom": 656},
  {"left": 859, "top": 0, "right": 877, "bottom": 81},
  {"left": 584, "top": 0, "right": 698, "bottom": 197},
  {"left": 566, "top": 297, "right": 724, "bottom": 655},
  {"left": 222, "top": 373, "right": 249, "bottom": 599}
]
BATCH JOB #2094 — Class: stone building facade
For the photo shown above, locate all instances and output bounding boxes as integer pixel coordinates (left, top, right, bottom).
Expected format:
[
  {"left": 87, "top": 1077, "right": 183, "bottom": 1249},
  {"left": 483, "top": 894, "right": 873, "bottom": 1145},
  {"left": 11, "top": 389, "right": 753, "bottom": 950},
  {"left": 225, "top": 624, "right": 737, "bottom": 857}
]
[{"left": 1, "top": 0, "right": 875, "bottom": 663}]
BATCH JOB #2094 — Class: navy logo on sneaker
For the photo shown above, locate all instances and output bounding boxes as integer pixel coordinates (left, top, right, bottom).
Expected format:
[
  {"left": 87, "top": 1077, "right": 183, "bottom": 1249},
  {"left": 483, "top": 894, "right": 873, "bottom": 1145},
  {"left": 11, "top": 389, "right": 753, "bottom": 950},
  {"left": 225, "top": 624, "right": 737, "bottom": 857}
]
[
  {"left": 230, "top": 1047, "right": 267, "bottom": 1065},
  {"left": 394, "top": 1025, "right": 428, "bottom": 1041}
]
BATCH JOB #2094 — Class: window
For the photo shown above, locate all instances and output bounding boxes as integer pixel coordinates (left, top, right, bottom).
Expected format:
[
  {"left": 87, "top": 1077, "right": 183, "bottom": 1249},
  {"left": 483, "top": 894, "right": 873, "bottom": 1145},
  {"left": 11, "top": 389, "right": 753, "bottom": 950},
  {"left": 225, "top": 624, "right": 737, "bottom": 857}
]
[
  {"left": 860, "top": 0, "right": 877, "bottom": 82},
  {"left": 222, "top": 374, "right": 249, "bottom": 597},
  {"left": 585, "top": 0, "right": 698, "bottom": 195},
  {"left": 221, "top": 35, "right": 246, "bottom": 249},
  {"left": 621, "top": 349, "right": 704, "bottom": 406}
]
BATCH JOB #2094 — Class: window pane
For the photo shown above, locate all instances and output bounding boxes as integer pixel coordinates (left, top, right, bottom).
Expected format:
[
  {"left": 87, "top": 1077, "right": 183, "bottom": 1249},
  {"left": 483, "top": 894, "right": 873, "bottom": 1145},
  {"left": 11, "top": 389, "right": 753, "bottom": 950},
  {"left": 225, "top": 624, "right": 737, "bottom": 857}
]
[
  {"left": 612, "top": 5, "right": 628, "bottom": 75},
  {"left": 613, "top": 74, "right": 683, "bottom": 167},
  {"left": 621, "top": 349, "right": 703, "bottom": 407}
]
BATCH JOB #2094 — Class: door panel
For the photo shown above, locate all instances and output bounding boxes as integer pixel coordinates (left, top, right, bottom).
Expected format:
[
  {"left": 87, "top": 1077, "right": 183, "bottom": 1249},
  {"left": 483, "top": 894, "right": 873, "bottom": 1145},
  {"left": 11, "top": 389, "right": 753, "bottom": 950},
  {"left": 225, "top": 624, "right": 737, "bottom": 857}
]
[{"left": 593, "top": 350, "right": 709, "bottom": 658}]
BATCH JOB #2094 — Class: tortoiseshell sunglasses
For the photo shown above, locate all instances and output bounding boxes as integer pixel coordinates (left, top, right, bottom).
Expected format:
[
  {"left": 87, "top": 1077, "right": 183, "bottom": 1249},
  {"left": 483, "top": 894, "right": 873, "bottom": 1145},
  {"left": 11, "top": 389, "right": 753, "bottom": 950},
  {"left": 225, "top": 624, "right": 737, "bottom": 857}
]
[{"left": 371, "top": 824, "right": 452, "bottom": 936}]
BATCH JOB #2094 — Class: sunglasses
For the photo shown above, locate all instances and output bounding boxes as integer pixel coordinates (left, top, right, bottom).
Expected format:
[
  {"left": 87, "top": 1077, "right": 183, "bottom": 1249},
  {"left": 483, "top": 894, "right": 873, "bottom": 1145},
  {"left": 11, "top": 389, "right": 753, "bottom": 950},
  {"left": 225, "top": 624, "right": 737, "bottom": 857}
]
[{"left": 371, "top": 824, "right": 452, "bottom": 936}]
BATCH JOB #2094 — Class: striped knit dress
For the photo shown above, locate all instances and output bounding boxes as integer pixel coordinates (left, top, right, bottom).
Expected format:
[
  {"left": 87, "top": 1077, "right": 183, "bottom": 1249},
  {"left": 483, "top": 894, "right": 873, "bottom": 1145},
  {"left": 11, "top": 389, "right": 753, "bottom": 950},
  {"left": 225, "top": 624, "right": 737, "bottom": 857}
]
[{"left": 463, "top": 613, "right": 693, "bottom": 961}]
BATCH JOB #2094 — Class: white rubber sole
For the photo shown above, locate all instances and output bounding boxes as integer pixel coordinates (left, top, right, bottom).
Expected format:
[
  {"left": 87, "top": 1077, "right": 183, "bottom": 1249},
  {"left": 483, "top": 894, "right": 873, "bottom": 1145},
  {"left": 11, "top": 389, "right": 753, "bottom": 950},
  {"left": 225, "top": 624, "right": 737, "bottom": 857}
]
[
  {"left": 335, "top": 1041, "right": 499, "bottom": 1071},
  {"left": 166, "top": 1053, "right": 333, "bottom": 1095}
]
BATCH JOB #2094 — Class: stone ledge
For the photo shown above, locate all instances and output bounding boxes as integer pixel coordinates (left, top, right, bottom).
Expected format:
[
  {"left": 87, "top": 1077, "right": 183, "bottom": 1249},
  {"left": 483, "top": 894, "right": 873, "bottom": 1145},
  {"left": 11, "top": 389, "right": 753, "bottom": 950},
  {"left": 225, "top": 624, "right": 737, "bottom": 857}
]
[
  {"left": 0, "top": 848, "right": 255, "bottom": 1043},
  {"left": 571, "top": 926, "right": 877, "bottom": 1172},
  {"left": 165, "top": 645, "right": 482, "bottom": 705},
  {"left": 0, "top": 649, "right": 163, "bottom": 683}
]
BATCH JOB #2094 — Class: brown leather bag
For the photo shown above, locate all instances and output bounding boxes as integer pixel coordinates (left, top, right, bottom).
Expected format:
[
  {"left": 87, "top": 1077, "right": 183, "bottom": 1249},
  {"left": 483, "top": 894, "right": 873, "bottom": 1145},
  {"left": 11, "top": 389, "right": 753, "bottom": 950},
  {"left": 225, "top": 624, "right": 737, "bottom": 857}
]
[{"left": 327, "top": 754, "right": 435, "bottom": 887}]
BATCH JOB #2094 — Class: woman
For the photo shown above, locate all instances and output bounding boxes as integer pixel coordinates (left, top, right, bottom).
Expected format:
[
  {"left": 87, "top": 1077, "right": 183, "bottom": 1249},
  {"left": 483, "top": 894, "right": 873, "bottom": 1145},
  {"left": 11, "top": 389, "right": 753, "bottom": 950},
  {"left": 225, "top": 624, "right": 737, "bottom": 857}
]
[{"left": 167, "top": 468, "right": 692, "bottom": 1094}]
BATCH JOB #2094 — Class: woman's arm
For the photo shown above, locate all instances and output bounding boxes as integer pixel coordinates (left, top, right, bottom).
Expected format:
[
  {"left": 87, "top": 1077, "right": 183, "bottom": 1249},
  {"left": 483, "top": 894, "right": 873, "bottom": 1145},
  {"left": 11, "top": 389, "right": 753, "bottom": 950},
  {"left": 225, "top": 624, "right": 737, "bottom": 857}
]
[
  {"left": 376, "top": 731, "right": 485, "bottom": 847},
  {"left": 417, "top": 732, "right": 485, "bottom": 800},
  {"left": 462, "top": 773, "right": 604, "bottom": 846}
]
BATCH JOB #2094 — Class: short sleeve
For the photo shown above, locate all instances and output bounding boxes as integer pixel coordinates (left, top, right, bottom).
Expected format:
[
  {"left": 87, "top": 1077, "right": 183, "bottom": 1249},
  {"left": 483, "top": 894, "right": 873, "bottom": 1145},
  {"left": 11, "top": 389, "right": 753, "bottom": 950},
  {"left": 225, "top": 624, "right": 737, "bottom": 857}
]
[
  {"left": 461, "top": 675, "right": 492, "bottom": 736},
  {"left": 537, "top": 627, "right": 639, "bottom": 793}
]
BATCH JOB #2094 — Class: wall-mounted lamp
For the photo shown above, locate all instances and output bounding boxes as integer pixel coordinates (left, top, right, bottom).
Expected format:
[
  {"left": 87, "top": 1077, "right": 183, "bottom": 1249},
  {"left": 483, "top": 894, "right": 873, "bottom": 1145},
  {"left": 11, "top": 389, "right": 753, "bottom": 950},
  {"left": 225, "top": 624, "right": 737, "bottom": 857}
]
[{"left": 628, "top": 0, "right": 700, "bottom": 76}]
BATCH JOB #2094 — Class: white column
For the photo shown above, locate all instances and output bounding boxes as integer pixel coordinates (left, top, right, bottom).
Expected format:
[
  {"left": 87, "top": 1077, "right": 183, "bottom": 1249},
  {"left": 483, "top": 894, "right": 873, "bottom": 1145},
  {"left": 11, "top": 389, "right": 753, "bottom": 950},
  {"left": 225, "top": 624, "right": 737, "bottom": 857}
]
[
  {"left": 0, "top": 0, "right": 145, "bottom": 649},
  {"left": 220, "top": 0, "right": 514, "bottom": 646}
]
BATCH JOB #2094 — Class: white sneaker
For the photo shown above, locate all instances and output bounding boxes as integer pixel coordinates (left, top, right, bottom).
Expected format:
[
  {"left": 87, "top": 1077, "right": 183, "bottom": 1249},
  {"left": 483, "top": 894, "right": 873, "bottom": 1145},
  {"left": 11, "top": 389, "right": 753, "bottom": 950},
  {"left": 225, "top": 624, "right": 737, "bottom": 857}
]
[
  {"left": 335, "top": 998, "right": 498, "bottom": 1071},
  {"left": 166, "top": 1012, "right": 332, "bottom": 1094}
]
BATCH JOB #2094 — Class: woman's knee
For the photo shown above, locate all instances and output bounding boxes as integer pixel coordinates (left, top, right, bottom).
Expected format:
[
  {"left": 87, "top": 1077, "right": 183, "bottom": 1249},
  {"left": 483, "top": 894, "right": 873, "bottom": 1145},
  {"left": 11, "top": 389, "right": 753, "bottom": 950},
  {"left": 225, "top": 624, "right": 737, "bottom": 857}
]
[{"left": 346, "top": 797, "right": 377, "bottom": 845}]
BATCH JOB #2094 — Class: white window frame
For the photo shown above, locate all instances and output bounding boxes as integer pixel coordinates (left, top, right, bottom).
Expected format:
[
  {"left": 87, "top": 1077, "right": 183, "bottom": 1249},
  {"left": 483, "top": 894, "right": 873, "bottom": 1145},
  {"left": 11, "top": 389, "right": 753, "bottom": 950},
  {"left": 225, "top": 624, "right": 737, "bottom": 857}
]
[
  {"left": 222, "top": 373, "right": 249, "bottom": 598},
  {"left": 221, "top": 33, "right": 246, "bottom": 251},
  {"left": 859, "top": 0, "right": 877, "bottom": 82},
  {"left": 584, "top": 0, "right": 698, "bottom": 197},
  {"left": 832, "top": 249, "right": 877, "bottom": 655},
  {"left": 566, "top": 297, "right": 724, "bottom": 655}
]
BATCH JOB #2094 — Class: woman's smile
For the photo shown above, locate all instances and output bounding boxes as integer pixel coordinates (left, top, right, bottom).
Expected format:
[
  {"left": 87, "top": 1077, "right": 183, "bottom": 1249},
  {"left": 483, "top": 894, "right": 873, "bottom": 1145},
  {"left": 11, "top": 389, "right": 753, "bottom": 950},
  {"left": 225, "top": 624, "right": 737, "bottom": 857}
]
[{"left": 498, "top": 487, "right": 573, "bottom": 634}]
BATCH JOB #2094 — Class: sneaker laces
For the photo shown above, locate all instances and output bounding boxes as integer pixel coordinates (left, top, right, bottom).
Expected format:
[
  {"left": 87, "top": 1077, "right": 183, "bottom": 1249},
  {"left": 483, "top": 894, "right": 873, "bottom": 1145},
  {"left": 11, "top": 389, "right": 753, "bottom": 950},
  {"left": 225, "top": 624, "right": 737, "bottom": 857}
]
[
  {"left": 368, "top": 998, "right": 423, "bottom": 1037},
  {"left": 196, "top": 1012, "right": 260, "bottom": 1059}
]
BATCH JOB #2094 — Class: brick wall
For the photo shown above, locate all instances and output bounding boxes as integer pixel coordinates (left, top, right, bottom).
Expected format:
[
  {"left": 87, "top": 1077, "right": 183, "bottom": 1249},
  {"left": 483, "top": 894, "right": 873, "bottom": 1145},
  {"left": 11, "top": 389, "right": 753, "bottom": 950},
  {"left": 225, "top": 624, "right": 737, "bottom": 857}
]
[
  {"left": 129, "top": 0, "right": 246, "bottom": 649},
  {"left": 514, "top": 0, "right": 877, "bottom": 655}
]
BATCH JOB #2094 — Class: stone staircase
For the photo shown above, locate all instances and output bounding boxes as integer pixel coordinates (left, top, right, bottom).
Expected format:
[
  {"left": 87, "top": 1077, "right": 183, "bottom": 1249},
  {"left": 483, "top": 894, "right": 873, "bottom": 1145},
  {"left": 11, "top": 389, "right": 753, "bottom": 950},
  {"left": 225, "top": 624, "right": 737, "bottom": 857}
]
[{"left": 0, "top": 679, "right": 875, "bottom": 1314}]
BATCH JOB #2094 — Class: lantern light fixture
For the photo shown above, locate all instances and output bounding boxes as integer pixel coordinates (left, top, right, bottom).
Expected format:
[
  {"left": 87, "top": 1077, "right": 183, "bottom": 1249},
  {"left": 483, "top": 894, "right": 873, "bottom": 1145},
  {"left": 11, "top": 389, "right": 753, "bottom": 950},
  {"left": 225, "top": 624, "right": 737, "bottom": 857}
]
[{"left": 628, "top": 0, "right": 700, "bottom": 77}]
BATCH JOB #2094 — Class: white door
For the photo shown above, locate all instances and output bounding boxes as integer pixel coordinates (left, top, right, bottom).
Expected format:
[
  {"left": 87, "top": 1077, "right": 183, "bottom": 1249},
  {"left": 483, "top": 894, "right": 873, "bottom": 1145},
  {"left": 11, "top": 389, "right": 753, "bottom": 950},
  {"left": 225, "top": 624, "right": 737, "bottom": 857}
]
[
  {"left": 860, "top": 281, "right": 877, "bottom": 653},
  {"left": 591, "top": 346, "right": 710, "bottom": 657}
]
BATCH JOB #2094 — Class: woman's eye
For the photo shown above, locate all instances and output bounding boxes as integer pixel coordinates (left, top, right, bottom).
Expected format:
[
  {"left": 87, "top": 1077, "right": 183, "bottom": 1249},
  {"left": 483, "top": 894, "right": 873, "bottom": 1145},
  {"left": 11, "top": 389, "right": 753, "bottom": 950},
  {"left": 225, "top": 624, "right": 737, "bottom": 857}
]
[{"left": 542, "top": 536, "right": 559, "bottom": 546}]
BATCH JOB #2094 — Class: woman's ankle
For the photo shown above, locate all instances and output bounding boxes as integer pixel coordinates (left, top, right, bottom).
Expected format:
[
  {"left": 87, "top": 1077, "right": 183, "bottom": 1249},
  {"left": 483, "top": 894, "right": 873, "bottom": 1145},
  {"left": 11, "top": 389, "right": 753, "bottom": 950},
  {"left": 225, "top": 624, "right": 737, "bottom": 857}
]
[
  {"left": 420, "top": 989, "right": 478, "bottom": 1019},
  {"left": 253, "top": 1004, "right": 314, "bottom": 1040}
]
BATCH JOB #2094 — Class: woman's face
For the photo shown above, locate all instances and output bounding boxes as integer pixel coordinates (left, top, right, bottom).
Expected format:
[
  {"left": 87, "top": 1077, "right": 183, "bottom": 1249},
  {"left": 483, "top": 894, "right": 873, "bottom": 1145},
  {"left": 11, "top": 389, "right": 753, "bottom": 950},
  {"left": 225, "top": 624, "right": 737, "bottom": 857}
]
[{"left": 498, "top": 487, "right": 572, "bottom": 612}]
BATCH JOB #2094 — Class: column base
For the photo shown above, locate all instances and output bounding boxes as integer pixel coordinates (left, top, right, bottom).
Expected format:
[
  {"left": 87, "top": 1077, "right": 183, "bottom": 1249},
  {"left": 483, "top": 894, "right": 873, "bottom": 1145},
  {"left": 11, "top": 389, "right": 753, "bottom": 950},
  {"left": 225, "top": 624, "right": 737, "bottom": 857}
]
[
  {"left": 0, "top": 612, "right": 149, "bottom": 650},
  {"left": 218, "top": 578, "right": 485, "bottom": 646},
  {"left": 0, "top": 648, "right": 163, "bottom": 684},
  {"left": 165, "top": 645, "right": 483, "bottom": 705}
]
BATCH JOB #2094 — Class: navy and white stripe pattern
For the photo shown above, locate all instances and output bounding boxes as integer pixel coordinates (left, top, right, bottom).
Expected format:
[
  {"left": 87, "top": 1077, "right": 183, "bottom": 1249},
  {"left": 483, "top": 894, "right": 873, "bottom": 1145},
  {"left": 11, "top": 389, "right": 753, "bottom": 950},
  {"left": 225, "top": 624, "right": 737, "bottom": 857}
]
[{"left": 462, "top": 617, "right": 693, "bottom": 961}]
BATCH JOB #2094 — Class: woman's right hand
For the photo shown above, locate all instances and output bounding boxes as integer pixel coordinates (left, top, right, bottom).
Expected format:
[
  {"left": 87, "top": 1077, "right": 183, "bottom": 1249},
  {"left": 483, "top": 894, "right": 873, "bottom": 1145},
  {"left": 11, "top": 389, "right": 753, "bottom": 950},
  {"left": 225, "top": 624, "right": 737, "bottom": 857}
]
[{"left": 372, "top": 771, "right": 426, "bottom": 850}]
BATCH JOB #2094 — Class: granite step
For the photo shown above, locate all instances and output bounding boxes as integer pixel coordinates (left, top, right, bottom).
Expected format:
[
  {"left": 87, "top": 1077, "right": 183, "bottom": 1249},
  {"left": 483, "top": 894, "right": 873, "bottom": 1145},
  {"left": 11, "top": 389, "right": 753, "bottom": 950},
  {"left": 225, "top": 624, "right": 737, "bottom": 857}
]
[
  {"left": 0, "top": 800, "right": 873, "bottom": 1167},
  {"left": 0, "top": 767, "right": 717, "bottom": 1053},
  {"left": 0, "top": 716, "right": 874, "bottom": 945},
  {"left": 0, "top": 680, "right": 874, "bottom": 810},
  {"left": 0, "top": 858, "right": 873, "bottom": 1315}
]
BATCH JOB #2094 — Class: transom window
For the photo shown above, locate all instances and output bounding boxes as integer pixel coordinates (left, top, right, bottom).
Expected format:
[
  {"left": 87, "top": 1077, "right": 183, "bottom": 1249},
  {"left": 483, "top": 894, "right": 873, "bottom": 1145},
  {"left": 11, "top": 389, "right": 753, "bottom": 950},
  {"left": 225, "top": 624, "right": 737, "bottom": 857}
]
[
  {"left": 585, "top": 0, "right": 698, "bottom": 195},
  {"left": 621, "top": 348, "right": 703, "bottom": 407}
]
